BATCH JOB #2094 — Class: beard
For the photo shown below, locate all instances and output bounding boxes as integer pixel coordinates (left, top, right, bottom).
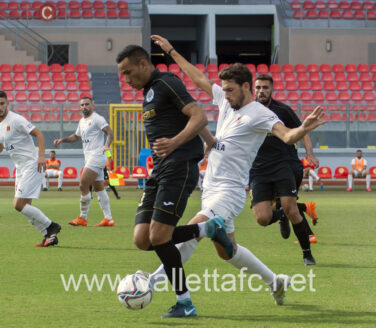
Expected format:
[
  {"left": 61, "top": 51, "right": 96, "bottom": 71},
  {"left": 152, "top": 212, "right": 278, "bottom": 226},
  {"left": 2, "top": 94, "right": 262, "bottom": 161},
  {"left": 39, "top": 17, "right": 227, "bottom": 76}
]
[{"left": 232, "top": 91, "right": 245, "bottom": 111}]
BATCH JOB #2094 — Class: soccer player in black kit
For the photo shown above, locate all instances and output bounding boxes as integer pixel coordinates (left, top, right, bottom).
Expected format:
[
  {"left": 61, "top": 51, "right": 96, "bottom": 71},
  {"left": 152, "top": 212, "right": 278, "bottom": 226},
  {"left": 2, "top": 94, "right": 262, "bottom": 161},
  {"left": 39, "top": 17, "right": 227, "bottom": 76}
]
[
  {"left": 116, "top": 45, "right": 230, "bottom": 318},
  {"left": 249, "top": 75, "right": 320, "bottom": 266}
]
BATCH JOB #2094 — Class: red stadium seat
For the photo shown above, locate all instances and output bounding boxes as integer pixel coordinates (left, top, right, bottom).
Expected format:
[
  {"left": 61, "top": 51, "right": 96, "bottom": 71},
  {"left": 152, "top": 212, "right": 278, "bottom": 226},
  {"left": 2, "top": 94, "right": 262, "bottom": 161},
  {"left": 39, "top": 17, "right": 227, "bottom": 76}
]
[
  {"left": 323, "top": 81, "right": 335, "bottom": 91},
  {"left": 321, "top": 72, "right": 333, "bottom": 82},
  {"left": 67, "top": 92, "right": 80, "bottom": 103},
  {"left": 30, "top": 112, "right": 43, "bottom": 121},
  {"left": 41, "top": 92, "right": 53, "bottom": 103},
  {"left": 359, "top": 72, "right": 370, "bottom": 82},
  {"left": 329, "top": 113, "right": 344, "bottom": 121},
  {"left": 332, "top": 64, "right": 344, "bottom": 73},
  {"left": 318, "top": 166, "right": 332, "bottom": 179},
  {"left": 316, "top": 0, "right": 327, "bottom": 9},
  {"left": 307, "top": 64, "right": 319, "bottom": 73},
  {"left": 106, "top": 10, "right": 117, "bottom": 19},
  {"left": 57, "top": 113, "right": 69, "bottom": 121},
  {"left": 63, "top": 64, "right": 75, "bottom": 73},
  {"left": 26, "top": 72, "right": 38, "bottom": 82},
  {"left": 271, "top": 72, "right": 282, "bottom": 82},
  {"left": 325, "top": 92, "right": 338, "bottom": 102},
  {"left": 93, "top": 0, "right": 104, "bottom": 9},
  {"left": 257, "top": 64, "right": 268, "bottom": 74},
  {"left": 81, "top": 0, "right": 92, "bottom": 9},
  {"left": 1, "top": 73, "right": 12, "bottom": 82},
  {"left": 303, "top": 0, "right": 315, "bottom": 9},
  {"left": 106, "top": 0, "right": 116, "bottom": 9},
  {"left": 54, "top": 92, "right": 66, "bottom": 103},
  {"left": 122, "top": 92, "right": 134, "bottom": 102},
  {"left": 195, "top": 64, "right": 206, "bottom": 73},
  {"left": 282, "top": 64, "right": 294, "bottom": 73},
  {"left": 310, "top": 81, "right": 323, "bottom": 91},
  {"left": 349, "top": 81, "right": 361, "bottom": 91},
  {"left": 206, "top": 64, "right": 218, "bottom": 73},
  {"left": 39, "top": 73, "right": 50, "bottom": 82},
  {"left": 12, "top": 64, "right": 24, "bottom": 73},
  {"left": 82, "top": 10, "right": 93, "bottom": 18},
  {"left": 284, "top": 72, "right": 295, "bottom": 82},
  {"left": 51, "top": 73, "right": 63, "bottom": 82},
  {"left": 53, "top": 82, "right": 65, "bottom": 91},
  {"left": 135, "top": 92, "right": 143, "bottom": 102},
  {"left": 353, "top": 11, "right": 365, "bottom": 19},
  {"left": 117, "top": 0, "right": 128, "bottom": 9},
  {"left": 334, "top": 166, "right": 349, "bottom": 178},
  {"left": 245, "top": 64, "right": 256, "bottom": 74},
  {"left": 6, "top": 92, "right": 14, "bottom": 102},
  {"left": 305, "top": 10, "right": 318, "bottom": 19},
  {"left": 309, "top": 72, "right": 320, "bottom": 81},
  {"left": 64, "top": 72, "right": 76, "bottom": 82},
  {"left": 346, "top": 72, "right": 358, "bottom": 81},
  {"left": 274, "top": 92, "right": 287, "bottom": 102},
  {"left": 115, "top": 166, "right": 130, "bottom": 178},
  {"left": 77, "top": 73, "right": 89, "bottom": 82},
  {"left": 168, "top": 64, "right": 180, "bottom": 74},
  {"left": 350, "top": 1, "right": 362, "bottom": 10},
  {"left": 1, "top": 82, "right": 13, "bottom": 91},
  {"left": 94, "top": 9, "right": 105, "bottom": 18},
  {"left": 118, "top": 10, "right": 129, "bottom": 19},
  {"left": 362, "top": 1, "right": 373, "bottom": 10},
  {"left": 336, "top": 81, "right": 348, "bottom": 91},
  {"left": 298, "top": 81, "right": 310, "bottom": 90},
  {"left": 0, "top": 64, "right": 11, "bottom": 73},
  {"left": 350, "top": 92, "right": 363, "bottom": 102},
  {"left": 319, "top": 64, "right": 331, "bottom": 73},
  {"left": 269, "top": 64, "right": 281, "bottom": 73},
  {"left": 338, "top": 92, "right": 350, "bottom": 102},
  {"left": 290, "top": 0, "right": 301, "bottom": 9},
  {"left": 27, "top": 81, "right": 39, "bottom": 91},
  {"left": 185, "top": 81, "right": 197, "bottom": 91},
  {"left": 0, "top": 167, "right": 10, "bottom": 178},
  {"left": 198, "top": 92, "right": 211, "bottom": 103},
  {"left": 345, "top": 64, "right": 356, "bottom": 73},
  {"left": 368, "top": 113, "right": 376, "bottom": 120},
  {"left": 273, "top": 81, "right": 284, "bottom": 91},
  {"left": 312, "top": 91, "right": 324, "bottom": 102},
  {"left": 287, "top": 91, "right": 299, "bottom": 102},
  {"left": 294, "top": 64, "right": 306, "bottom": 73},
  {"left": 339, "top": 1, "right": 350, "bottom": 9},
  {"left": 76, "top": 64, "right": 88, "bottom": 73},
  {"left": 296, "top": 72, "right": 308, "bottom": 81},
  {"left": 28, "top": 92, "right": 40, "bottom": 103},
  {"left": 63, "top": 166, "right": 77, "bottom": 179},
  {"left": 37, "top": 64, "right": 49, "bottom": 73},
  {"left": 50, "top": 64, "right": 62, "bottom": 73},
  {"left": 69, "top": 112, "right": 82, "bottom": 121},
  {"left": 14, "top": 82, "right": 26, "bottom": 91},
  {"left": 369, "top": 166, "right": 376, "bottom": 178},
  {"left": 66, "top": 82, "right": 78, "bottom": 91},
  {"left": 78, "top": 82, "right": 91, "bottom": 91},
  {"left": 218, "top": 63, "right": 229, "bottom": 71},
  {"left": 120, "top": 83, "right": 133, "bottom": 92},
  {"left": 318, "top": 10, "right": 329, "bottom": 19},
  {"left": 40, "top": 82, "right": 52, "bottom": 91},
  {"left": 300, "top": 92, "right": 312, "bottom": 103},
  {"left": 363, "top": 92, "right": 375, "bottom": 102},
  {"left": 285, "top": 81, "right": 297, "bottom": 91},
  {"left": 15, "top": 92, "right": 27, "bottom": 103},
  {"left": 25, "top": 64, "right": 36, "bottom": 73},
  {"left": 361, "top": 82, "right": 373, "bottom": 91},
  {"left": 334, "top": 72, "right": 346, "bottom": 82},
  {"left": 156, "top": 63, "right": 167, "bottom": 72}
]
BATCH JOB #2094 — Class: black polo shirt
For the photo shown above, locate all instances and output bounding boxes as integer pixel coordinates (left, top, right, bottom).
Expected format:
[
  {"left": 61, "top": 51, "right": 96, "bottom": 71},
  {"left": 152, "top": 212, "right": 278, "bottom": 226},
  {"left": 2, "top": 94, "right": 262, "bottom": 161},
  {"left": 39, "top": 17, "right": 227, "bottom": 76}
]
[
  {"left": 142, "top": 69, "right": 203, "bottom": 168},
  {"left": 250, "top": 98, "right": 301, "bottom": 176}
]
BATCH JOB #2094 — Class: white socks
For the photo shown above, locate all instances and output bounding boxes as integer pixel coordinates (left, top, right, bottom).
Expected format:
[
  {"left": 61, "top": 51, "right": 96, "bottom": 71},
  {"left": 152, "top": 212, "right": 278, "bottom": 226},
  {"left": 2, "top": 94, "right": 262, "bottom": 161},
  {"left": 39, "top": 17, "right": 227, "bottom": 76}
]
[
  {"left": 150, "top": 239, "right": 198, "bottom": 287},
  {"left": 348, "top": 174, "right": 353, "bottom": 189},
  {"left": 96, "top": 190, "right": 112, "bottom": 219},
  {"left": 80, "top": 192, "right": 91, "bottom": 220},
  {"left": 308, "top": 176, "right": 314, "bottom": 190},
  {"left": 42, "top": 175, "right": 47, "bottom": 189},
  {"left": 58, "top": 171, "right": 63, "bottom": 188},
  {"left": 21, "top": 204, "right": 52, "bottom": 236},
  {"left": 366, "top": 174, "right": 371, "bottom": 188},
  {"left": 309, "top": 169, "right": 319, "bottom": 181},
  {"left": 227, "top": 244, "right": 275, "bottom": 285},
  {"left": 197, "top": 222, "right": 207, "bottom": 237}
]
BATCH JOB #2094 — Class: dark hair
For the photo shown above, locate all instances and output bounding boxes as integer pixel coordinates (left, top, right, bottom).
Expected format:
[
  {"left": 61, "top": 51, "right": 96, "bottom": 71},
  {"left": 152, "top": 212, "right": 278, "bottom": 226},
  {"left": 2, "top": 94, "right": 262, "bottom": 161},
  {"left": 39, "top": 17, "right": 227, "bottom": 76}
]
[
  {"left": 219, "top": 63, "right": 253, "bottom": 90},
  {"left": 356, "top": 149, "right": 362, "bottom": 152},
  {"left": 255, "top": 74, "right": 274, "bottom": 85},
  {"left": 116, "top": 45, "right": 151, "bottom": 65},
  {"left": 81, "top": 96, "right": 93, "bottom": 102},
  {"left": 50, "top": 150, "right": 56, "bottom": 154},
  {"left": 0, "top": 90, "right": 8, "bottom": 99}
]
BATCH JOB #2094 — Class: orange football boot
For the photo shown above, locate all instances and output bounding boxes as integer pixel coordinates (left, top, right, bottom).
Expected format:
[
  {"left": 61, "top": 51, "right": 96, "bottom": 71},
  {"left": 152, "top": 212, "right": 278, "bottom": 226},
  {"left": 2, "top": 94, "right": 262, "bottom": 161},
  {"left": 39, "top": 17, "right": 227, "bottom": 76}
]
[
  {"left": 309, "top": 234, "right": 317, "bottom": 243},
  {"left": 96, "top": 218, "right": 115, "bottom": 227},
  {"left": 69, "top": 216, "right": 87, "bottom": 226}
]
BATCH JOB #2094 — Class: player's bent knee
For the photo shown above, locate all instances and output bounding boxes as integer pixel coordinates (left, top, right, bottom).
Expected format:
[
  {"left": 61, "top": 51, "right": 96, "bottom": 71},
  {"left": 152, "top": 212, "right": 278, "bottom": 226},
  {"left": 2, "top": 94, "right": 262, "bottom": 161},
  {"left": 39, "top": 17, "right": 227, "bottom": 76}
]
[
  {"left": 133, "top": 235, "right": 151, "bottom": 250},
  {"left": 256, "top": 216, "right": 270, "bottom": 226}
]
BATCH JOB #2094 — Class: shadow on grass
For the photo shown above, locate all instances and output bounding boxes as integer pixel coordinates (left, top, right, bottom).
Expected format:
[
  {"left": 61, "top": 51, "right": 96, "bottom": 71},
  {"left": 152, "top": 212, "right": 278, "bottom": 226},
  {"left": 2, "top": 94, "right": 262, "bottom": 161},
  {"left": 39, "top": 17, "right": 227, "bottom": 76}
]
[{"left": 315, "top": 263, "right": 376, "bottom": 269}]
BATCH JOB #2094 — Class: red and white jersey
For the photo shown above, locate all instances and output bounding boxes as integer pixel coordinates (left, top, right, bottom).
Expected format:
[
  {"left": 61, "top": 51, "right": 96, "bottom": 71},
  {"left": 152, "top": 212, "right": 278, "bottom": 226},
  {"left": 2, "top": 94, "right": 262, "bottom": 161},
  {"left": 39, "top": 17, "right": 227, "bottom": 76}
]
[
  {"left": 75, "top": 112, "right": 108, "bottom": 159},
  {"left": 0, "top": 111, "right": 37, "bottom": 169},
  {"left": 203, "top": 84, "right": 282, "bottom": 192}
]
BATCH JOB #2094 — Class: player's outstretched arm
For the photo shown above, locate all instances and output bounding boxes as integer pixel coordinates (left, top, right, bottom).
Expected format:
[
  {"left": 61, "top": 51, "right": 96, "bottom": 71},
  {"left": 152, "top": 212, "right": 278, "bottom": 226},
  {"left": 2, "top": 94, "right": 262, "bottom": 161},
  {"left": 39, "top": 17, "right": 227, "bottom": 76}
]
[
  {"left": 53, "top": 134, "right": 81, "bottom": 147},
  {"left": 151, "top": 35, "right": 213, "bottom": 97},
  {"left": 153, "top": 102, "right": 207, "bottom": 158},
  {"left": 30, "top": 128, "right": 46, "bottom": 172},
  {"left": 272, "top": 106, "right": 326, "bottom": 145}
]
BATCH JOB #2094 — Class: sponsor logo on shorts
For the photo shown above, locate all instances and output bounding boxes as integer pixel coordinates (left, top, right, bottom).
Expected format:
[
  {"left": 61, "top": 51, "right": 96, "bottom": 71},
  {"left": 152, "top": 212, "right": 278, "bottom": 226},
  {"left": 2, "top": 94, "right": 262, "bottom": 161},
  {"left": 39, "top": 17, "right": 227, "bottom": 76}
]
[
  {"left": 6, "top": 145, "right": 14, "bottom": 151},
  {"left": 163, "top": 201, "right": 175, "bottom": 206},
  {"left": 291, "top": 189, "right": 297, "bottom": 194}
]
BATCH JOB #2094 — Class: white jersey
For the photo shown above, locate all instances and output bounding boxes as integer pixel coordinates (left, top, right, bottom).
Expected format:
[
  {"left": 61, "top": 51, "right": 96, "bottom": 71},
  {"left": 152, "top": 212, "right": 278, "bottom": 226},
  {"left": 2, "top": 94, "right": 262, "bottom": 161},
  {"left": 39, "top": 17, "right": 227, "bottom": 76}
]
[
  {"left": 203, "top": 84, "right": 282, "bottom": 192},
  {"left": 75, "top": 112, "right": 108, "bottom": 159},
  {"left": 0, "top": 111, "right": 38, "bottom": 169}
]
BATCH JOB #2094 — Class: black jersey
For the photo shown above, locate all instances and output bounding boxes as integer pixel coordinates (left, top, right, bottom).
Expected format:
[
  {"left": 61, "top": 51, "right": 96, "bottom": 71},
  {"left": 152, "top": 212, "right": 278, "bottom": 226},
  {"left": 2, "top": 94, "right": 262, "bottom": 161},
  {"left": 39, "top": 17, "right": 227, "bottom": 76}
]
[
  {"left": 250, "top": 98, "right": 301, "bottom": 175},
  {"left": 142, "top": 69, "right": 203, "bottom": 168}
]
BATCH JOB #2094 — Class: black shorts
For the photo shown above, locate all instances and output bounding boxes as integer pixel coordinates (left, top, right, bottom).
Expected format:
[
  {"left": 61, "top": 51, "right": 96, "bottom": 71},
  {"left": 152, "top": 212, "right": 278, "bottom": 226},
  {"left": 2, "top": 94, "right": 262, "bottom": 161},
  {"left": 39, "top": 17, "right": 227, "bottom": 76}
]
[
  {"left": 135, "top": 160, "right": 199, "bottom": 227},
  {"left": 250, "top": 165, "right": 298, "bottom": 207},
  {"left": 289, "top": 160, "right": 304, "bottom": 190}
]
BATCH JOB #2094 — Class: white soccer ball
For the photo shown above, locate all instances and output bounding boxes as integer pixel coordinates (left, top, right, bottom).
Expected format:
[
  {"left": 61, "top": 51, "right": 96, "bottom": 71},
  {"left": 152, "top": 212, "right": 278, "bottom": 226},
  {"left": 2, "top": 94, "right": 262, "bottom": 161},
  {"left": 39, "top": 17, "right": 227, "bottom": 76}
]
[
  {"left": 117, "top": 273, "right": 153, "bottom": 310},
  {"left": 302, "top": 184, "right": 309, "bottom": 192}
]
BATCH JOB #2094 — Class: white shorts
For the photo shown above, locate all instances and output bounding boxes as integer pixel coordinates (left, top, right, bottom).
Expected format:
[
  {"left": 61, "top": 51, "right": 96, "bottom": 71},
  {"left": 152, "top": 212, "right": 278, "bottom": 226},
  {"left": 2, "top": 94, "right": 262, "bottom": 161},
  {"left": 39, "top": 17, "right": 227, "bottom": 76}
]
[
  {"left": 84, "top": 154, "right": 106, "bottom": 181},
  {"left": 353, "top": 170, "right": 366, "bottom": 178},
  {"left": 45, "top": 169, "right": 61, "bottom": 178},
  {"left": 198, "top": 188, "right": 246, "bottom": 234},
  {"left": 15, "top": 163, "right": 44, "bottom": 199}
]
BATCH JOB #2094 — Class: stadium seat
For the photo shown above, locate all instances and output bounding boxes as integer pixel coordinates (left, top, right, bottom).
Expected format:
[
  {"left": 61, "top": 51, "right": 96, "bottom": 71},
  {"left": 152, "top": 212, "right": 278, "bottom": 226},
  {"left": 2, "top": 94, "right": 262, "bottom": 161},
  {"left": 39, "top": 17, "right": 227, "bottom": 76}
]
[
  {"left": 256, "top": 64, "right": 268, "bottom": 74},
  {"left": 66, "top": 82, "right": 78, "bottom": 91},
  {"left": 93, "top": 0, "right": 104, "bottom": 9},
  {"left": 298, "top": 81, "right": 310, "bottom": 90},
  {"left": 305, "top": 10, "right": 318, "bottom": 19},
  {"left": 338, "top": 92, "right": 350, "bottom": 102},
  {"left": 54, "top": 92, "right": 66, "bottom": 103},
  {"left": 115, "top": 166, "right": 130, "bottom": 178},
  {"left": 30, "top": 112, "right": 43, "bottom": 121},
  {"left": 290, "top": 0, "right": 301, "bottom": 9},
  {"left": 294, "top": 64, "right": 306, "bottom": 73},
  {"left": 350, "top": 92, "right": 363, "bottom": 102},
  {"left": 40, "top": 82, "right": 52, "bottom": 91},
  {"left": 307, "top": 64, "right": 319, "bottom": 73},
  {"left": 359, "top": 72, "right": 371, "bottom": 82},
  {"left": 303, "top": 0, "right": 315, "bottom": 9},
  {"left": 27, "top": 81, "right": 39, "bottom": 91},
  {"left": 39, "top": 73, "right": 50, "bottom": 82},
  {"left": 319, "top": 64, "right": 331, "bottom": 73},
  {"left": 361, "top": 82, "right": 373, "bottom": 91},
  {"left": 219, "top": 63, "right": 229, "bottom": 71},
  {"left": 284, "top": 72, "right": 295, "bottom": 82},
  {"left": 310, "top": 81, "right": 323, "bottom": 91},
  {"left": 273, "top": 81, "right": 284, "bottom": 91},
  {"left": 117, "top": 0, "right": 128, "bottom": 9},
  {"left": 325, "top": 92, "right": 338, "bottom": 102},
  {"left": 329, "top": 113, "right": 343, "bottom": 121},
  {"left": 122, "top": 92, "right": 134, "bottom": 102},
  {"left": 282, "top": 64, "right": 294, "bottom": 73},
  {"left": 14, "top": 82, "right": 26, "bottom": 91},
  {"left": 25, "top": 64, "right": 36, "bottom": 73},
  {"left": 185, "top": 81, "right": 196, "bottom": 91},
  {"left": 41, "top": 92, "right": 53, "bottom": 103},
  {"left": 309, "top": 72, "right": 321, "bottom": 81},
  {"left": 198, "top": 92, "right": 211, "bottom": 103},
  {"left": 12, "top": 64, "right": 24, "bottom": 73},
  {"left": 15, "top": 92, "right": 27, "bottom": 103},
  {"left": 358, "top": 113, "right": 367, "bottom": 121},
  {"left": 69, "top": 112, "right": 82, "bottom": 121},
  {"left": 362, "top": 1, "right": 373, "bottom": 10},
  {"left": 336, "top": 81, "right": 348, "bottom": 91},
  {"left": 321, "top": 72, "right": 333, "bottom": 82},
  {"left": 195, "top": 64, "right": 206, "bottom": 73},
  {"left": 287, "top": 91, "right": 299, "bottom": 102},
  {"left": 296, "top": 72, "right": 308, "bottom": 81},
  {"left": 1, "top": 82, "right": 13, "bottom": 91},
  {"left": 13, "top": 73, "right": 25, "bottom": 82},
  {"left": 346, "top": 72, "right": 358, "bottom": 81},
  {"left": 28, "top": 92, "right": 40, "bottom": 103},
  {"left": 323, "top": 81, "right": 335, "bottom": 91},
  {"left": 206, "top": 64, "right": 218, "bottom": 73},
  {"left": 369, "top": 166, "right": 376, "bottom": 178},
  {"left": 334, "top": 166, "right": 349, "bottom": 178},
  {"left": 107, "top": 10, "right": 117, "bottom": 19},
  {"left": 168, "top": 64, "right": 180, "bottom": 74},
  {"left": 93, "top": 9, "right": 105, "bottom": 18},
  {"left": 271, "top": 72, "right": 282, "bottom": 82},
  {"left": 81, "top": 0, "right": 92, "bottom": 9},
  {"left": 1, "top": 73, "right": 12, "bottom": 82},
  {"left": 132, "top": 166, "right": 148, "bottom": 189},
  {"left": 67, "top": 92, "right": 80, "bottom": 103},
  {"left": 339, "top": 1, "right": 351, "bottom": 10},
  {"left": 342, "top": 10, "right": 353, "bottom": 19},
  {"left": 37, "top": 64, "right": 49, "bottom": 73},
  {"left": 135, "top": 92, "right": 143, "bottom": 102},
  {"left": 156, "top": 63, "right": 167, "bottom": 72},
  {"left": 118, "top": 10, "right": 130, "bottom": 19},
  {"left": 312, "top": 91, "right": 324, "bottom": 102},
  {"left": 353, "top": 11, "right": 365, "bottom": 19},
  {"left": 269, "top": 64, "right": 280, "bottom": 73},
  {"left": 63, "top": 166, "right": 77, "bottom": 179},
  {"left": 52, "top": 82, "right": 64, "bottom": 91},
  {"left": 363, "top": 92, "right": 375, "bottom": 102},
  {"left": 332, "top": 64, "right": 344, "bottom": 73},
  {"left": 78, "top": 82, "right": 91, "bottom": 91},
  {"left": 349, "top": 81, "right": 361, "bottom": 91},
  {"left": 245, "top": 64, "right": 256, "bottom": 74},
  {"left": 334, "top": 72, "right": 346, "bottom": 82},
  {"left": 0, "top": 167, "right": 10, "bottom": 178},
  {"left": 300, "top": 92, "right": 312, "bottom": 103},
  {"left": 285, "top": 81, "right": 297, "bottom": 91},
  {"left": 318, "top": 166, "right": 332, "bottom": 179},
  {"left": 57, "top": 113, "right": 69, "bottom": 121},
  {"left": 0, "top": 64, "right": 11, "bottom": 73},
  {"left": 274, "top": 92, "right": 287, "bottom": 101},
  {"left": 50, "top": 64, "right": 62, "bottom": 73},
  {"left": 26, "top": 72, "right": 38, "bottom": 82}
]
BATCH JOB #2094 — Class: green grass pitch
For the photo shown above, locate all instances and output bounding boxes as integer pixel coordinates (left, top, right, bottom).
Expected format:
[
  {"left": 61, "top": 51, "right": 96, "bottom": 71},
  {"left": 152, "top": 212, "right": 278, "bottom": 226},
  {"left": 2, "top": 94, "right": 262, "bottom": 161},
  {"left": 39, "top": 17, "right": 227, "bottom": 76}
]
[{"left": 0, "top": 187, "right": 375, "bottom": 328}]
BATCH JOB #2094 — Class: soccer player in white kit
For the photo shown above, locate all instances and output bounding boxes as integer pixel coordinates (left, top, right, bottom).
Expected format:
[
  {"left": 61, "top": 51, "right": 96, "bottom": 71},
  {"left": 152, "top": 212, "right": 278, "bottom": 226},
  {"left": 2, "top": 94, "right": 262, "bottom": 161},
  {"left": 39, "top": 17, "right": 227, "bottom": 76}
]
[
  {"left": 53, "top": 97, "right": 115, "bottom": 227},
  {"left": 149, "top": 35, "right": 325, "bottom": 306},
  {"left": 0, "top": 91, "right": 61, "bottom": 247}
]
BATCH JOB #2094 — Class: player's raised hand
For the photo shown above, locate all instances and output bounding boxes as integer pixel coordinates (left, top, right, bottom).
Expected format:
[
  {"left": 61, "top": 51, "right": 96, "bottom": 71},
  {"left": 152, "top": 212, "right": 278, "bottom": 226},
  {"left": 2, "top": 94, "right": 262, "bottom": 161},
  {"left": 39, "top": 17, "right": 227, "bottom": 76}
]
[
  {"left": 307, "top": 154, "right": 319, "bottom": 168},
  {"left": 153, "top": 137, "right": 177, "bottom": 158},
  {"left": 53, "top": 139, "right": 62, "bottom": 147},
  {"left": 302, "top": 105, "right": 326, "bottom": 132},
  {"left": 151, "top": 35, "right": 173, "bottom": 54}
]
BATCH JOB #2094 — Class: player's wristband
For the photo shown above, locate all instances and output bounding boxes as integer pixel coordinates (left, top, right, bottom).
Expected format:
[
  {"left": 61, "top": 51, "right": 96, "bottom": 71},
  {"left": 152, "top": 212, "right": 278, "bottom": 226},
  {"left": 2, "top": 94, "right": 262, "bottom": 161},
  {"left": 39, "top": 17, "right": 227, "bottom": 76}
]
[
  {"left": 105, "top": 150, "right": 111, "bottom": 158},
  {"left": 167, "top": 47, "right": 175, "bottom": 56}
]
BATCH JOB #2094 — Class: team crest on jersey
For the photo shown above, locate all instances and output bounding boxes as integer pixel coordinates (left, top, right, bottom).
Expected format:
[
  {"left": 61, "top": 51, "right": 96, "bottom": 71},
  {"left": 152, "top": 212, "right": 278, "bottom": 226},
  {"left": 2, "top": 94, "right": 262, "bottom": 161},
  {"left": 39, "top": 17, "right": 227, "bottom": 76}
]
[
  {"left": 236, "top": 116, "right": 243, "bottom": 124},
  {"left": 6, "top": 125, "right": 10, "bottom": 131},
  {"left": 88, "top": 121, "right": 92, "bottom": 126},
  {"left": 146, "top": 88, "right": 154, "bottom": 103}
]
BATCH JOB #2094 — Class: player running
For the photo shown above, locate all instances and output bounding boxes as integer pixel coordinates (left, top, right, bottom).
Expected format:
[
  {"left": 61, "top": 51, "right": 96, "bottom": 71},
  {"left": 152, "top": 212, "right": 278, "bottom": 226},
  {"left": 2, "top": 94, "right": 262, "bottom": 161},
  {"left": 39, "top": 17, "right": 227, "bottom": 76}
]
[
  {"left": 0, "top": 90, "right": 61, "bottom": 247},
  {"left": 54, "top": 97, "right": 115, "bottom": 227}
]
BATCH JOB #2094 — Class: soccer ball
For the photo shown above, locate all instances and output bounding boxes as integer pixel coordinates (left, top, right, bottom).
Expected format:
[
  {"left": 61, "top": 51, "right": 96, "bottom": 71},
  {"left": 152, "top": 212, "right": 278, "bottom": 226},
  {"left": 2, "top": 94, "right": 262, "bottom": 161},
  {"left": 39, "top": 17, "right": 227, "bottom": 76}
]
[
  {"left": 117, "top": 273, "right": 153, "bottom": 310},
  {"left": 302, "top": 184, "right": 309, "bottom": 192}
]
